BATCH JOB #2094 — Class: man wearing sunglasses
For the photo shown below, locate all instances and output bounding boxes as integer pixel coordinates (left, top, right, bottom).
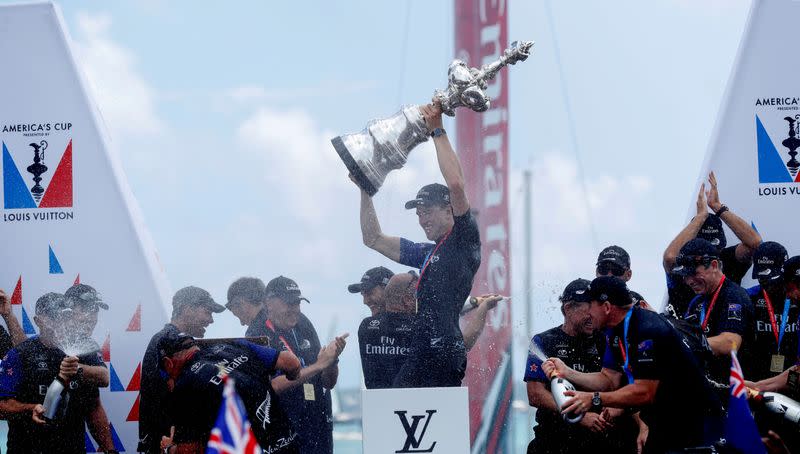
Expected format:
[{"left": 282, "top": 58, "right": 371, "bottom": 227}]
[
  {"left": 663, "top": 172, "right": 761, "bottom": 318},
  {"left": 595, "top": 246, "right": 652, "bottom": 310},
  {"left": 672, "top": 238, "right": 753, "bottom": 391}
]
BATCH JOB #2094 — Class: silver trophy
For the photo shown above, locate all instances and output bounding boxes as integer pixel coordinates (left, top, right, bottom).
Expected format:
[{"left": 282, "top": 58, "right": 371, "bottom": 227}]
[{"left": 332, "top": 40, "right": 534, "bottom": 196}]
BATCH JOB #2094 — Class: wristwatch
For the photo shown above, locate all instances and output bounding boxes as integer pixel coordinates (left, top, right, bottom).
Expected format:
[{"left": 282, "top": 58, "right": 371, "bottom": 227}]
[
  {"left": 714, "top": 205, "right": 729, "bottom": 216},
  {"left": 430, "top": 127, "right": 446, "bottom": 138},
  {"left": 591, "top": 392, "right": 602, "bottom": 410}
]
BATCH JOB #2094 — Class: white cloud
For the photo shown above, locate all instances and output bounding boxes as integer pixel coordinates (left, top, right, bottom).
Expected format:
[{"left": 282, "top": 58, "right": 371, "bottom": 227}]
[{"left": 72, "top": 12, "right": 163, "bottom": 140}]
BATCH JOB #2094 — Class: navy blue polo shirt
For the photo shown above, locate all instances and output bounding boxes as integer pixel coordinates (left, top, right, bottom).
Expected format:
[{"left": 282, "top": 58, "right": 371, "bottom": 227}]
[
  {"left": 603, "top": 307, "right": 721, "bottom": 450},
  {"left": 398, "top": 211, "right": 481, "bottom": 353},
  {"left": 358, "top": 312, "right": 414, "bottom": 389}
]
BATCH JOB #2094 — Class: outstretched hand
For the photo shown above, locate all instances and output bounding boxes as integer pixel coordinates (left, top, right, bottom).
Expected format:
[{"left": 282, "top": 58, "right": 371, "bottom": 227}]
[
  {"left": 706, "top": 171, "right": 723, "bottom": 212},
  {"left": 420, "top": 100, "right": 444, "bottom": 131}
]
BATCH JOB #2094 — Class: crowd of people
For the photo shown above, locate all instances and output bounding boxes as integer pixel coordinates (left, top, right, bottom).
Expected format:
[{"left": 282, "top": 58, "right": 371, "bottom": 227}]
[
  {"left": 0, "top": 99, "right": 795, "bottom": 454},
  {"left": 0, "top": 100, "right": 499, "bottom": 453},
  {"left": 525, "top": 173, "right": 800, "bottom": 453}
]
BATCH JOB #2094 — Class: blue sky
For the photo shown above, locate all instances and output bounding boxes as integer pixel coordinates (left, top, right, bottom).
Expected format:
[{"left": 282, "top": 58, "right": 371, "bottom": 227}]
[{"left": 19, "top": 0, "right": 752, "bottom": 388}]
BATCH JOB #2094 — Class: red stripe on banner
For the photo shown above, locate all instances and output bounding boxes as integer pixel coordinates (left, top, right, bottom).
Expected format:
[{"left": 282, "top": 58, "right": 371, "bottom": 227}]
[
  {"left": 101, "top": 333, "right": 111, "bottom": 362},
  {"left": 126, "top": 362, "right": 141, "bottom": 391},
  {"left": 10, "top": 276, "right": 22, "bottom": 305},
  {"left": 74, "top": 273, "right": 80, "bottom": 285},
  {"left": 487, "top": 380, "right": 513, "bottom": 453},
  {"left": 126, "top": 393, "right": 140, "bottom": 421},
  {"left": 455, "top": 0, "right": 512, "bottom": 450},
  {"left": 39, "top": 139, "right": 72, "bottom": 208},
  {"left": 126, "top": 304, "right": 141, "bottom": 331}
]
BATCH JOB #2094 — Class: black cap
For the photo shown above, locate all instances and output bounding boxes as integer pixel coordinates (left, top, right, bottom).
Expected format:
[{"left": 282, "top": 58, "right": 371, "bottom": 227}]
[
  {"left": 156, "top": 331, "right": 196, "bottom": 363},
  {"left": 589, "top": 276, "right": 633, "bottom": 307},
  {"left": 559, "top": 279, "right": 592, "bottom": 304},
  {"left": 784, "top": 256, "right": 800, "bottom": 283},
  {"left": 752, "top": 241, "right": 789, "bottom": 281},
  {"left": 172, "top": 286, "right": 225, "bottom": 313},
  {"left": 265, "top": 276, "right": 310, "bottom": 304},
  {"left": 671, "top": 238, "right": 720, "bottom": 277},
  {"left": 696, "top": 214, "right": 727, "bottom": 249},
  {"left": 404, "top": 183, "right": 451, "bottom": 209},
  {"left": 226, "top": 277, "right": 265, "bottom": 309},
  {"left": 65, "top": 283, "right": 109, "bottom": 310},
  {"left": 348, "top": 266, "right": 394, "bottom": 293},
  {"left": 35, "top": 292, "right": 69, "bottom": 317},
  {"left": 596, "top": 245, "right": 631, "bottom": 269}
]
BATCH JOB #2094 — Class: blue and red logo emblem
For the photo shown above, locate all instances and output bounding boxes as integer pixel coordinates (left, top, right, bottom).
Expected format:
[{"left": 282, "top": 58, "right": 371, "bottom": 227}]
[
  {"left": 2, "top": 139, "right": 72, "bottom": 209},
  {"left": 756, "top": 115, "right": 800, "bottom": 183}
]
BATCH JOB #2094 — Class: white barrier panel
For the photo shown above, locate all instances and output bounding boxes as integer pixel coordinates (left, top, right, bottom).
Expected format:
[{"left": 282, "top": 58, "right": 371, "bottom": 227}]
[
  {"left": 696, "top": 0, "right": 800, "bottom": 256},
  {"left": 362, "top": 387, "right": 470, "bottom": 454},
  {"left": 0, "top": 2, "right": 171, "bottom": 452}
]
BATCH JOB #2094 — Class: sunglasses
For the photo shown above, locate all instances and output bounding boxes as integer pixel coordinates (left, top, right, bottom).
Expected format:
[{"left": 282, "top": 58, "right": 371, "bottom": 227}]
[{"left": 597, "top": 262, "right": 626, "bottom": 277}]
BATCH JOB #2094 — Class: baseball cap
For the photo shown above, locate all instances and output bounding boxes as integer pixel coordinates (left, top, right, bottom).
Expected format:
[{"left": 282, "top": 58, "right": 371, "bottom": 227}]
[
  {"left": 172, "top": 286, "right": 225, "bottom": 313},
  {"left": 156, "top": 331, "right": 196, "bottom": 363},
  {"left": 226, "top": 277, "right": 265, "bottom": 309},
  {"left": 752, "top": 241, "right": 789, "bottom": 281},
  {"left": 596, "top": 245, "right": 631, "bottom": 269},
  {"left": 783, "top": 256, "right": 800, "bottom": 283},
  {"left": 559, "top": 279, "right": 592, "bottom": 304},
  {"left": 629, "top": 291, "right": 646, "bottom": 307},
  {"left": 696, "top": 214, "right": 727, "bottom": 250},
  {"left": 589, "top": 276, "right": 633, "bottom": 307},
  {"left": 404, "top": 183, "right": 451, "bottom": 209},
  {"left": 348, "top": 266, "right": 394, "bottom": 293},
  {"left": 265, "top": 276, "right": 310, "bottom": 304},
  {"left": 65, "top": 283, "right": 109, "bottom": 310},
  {"left": 35, "top": 292, "right": 69, "bottom": 317},
  {"left": 671, "top": 238, "right": 720, "bottom": 277}
]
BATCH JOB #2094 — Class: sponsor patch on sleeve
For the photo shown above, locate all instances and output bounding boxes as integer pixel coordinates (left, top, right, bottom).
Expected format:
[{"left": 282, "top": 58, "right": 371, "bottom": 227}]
[{"left": 728, "top": 303, "right": 742, "bottom": 321}]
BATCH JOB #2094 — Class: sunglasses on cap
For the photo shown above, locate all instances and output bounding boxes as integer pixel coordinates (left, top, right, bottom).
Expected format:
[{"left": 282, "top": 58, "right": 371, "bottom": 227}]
[
  {"left": 673, "top": 254, "right": 717, "bottom": 276},
  {"left": 597, "top": 262, "right": 626, "bottom": 277}
]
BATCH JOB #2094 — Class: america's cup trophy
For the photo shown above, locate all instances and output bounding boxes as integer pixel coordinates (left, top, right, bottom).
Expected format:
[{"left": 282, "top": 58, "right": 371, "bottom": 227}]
[{"left": 331, "top": 40, "right": 534, "bottom": 196}]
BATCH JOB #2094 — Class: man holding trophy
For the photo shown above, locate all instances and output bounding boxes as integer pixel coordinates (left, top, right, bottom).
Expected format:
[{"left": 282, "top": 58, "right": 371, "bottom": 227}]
[
  {"left": 338, "top": 41, "right": 532, "bottom": 387},
  {"left": 353, "top": 101, "right": 480, "bottom": 388}
]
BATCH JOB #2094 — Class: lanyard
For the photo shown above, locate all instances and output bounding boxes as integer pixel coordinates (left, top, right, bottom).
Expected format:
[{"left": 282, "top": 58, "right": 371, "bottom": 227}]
[
  {"left": 415, "top": 228, "right": 453, "bottom": 293},
  {"left": 617, "top": 307, "right": 635, "bottom": 385},
  {"left": 699, "top": 276, "right": 726, "bottom": 331},
  {"left": 763, "top": 290, "right": 791, "bottom": 350},
  {"left": 265, "top": 319, "right": 304, "bottom": 366}
]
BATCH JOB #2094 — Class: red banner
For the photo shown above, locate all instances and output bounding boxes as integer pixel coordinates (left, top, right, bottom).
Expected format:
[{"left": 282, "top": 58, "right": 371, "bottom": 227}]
[{"left": 455, "top": 1, "right": 513, "bottom": 452}]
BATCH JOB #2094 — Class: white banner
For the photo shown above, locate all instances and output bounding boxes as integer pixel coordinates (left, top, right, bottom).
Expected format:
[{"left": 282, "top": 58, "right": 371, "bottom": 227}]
[
  {"left": 0, "top": 2, "right": 171, "bottom": 452},
  {"left": 698, "top": 0, "right": 800, "bottom": 261},
  {"left": 361, "top": 387, "right": 470, "bottom": 454}
]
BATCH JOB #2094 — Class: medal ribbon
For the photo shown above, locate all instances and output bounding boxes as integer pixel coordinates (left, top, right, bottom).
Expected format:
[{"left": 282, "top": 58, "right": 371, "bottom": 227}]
[
  {"left": 415, "top": 228, "right": 453, "bottom": 293},
  {"left": 762, "top": 290, "right": 791, "bottom": 350},
  {"left": 700, "top": 276, "right": 726, "bottom": 331},
  {"left": 617, "top": 307, "right": 635, "bottom": 385}
]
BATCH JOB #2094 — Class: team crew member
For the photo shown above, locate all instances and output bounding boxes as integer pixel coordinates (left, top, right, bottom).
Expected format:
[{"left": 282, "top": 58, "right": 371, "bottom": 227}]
[
  {"left": 743, "top": 242, "right": 799, "bottom": 382},
  {"left": 356, "top": 102, "right": 480, "bottom": 387},
  {"left": 263, "top": 276, "right": 347, "bottom": 454},
  {"left": 348, "top": 266, "right": 394, "bottom": 316},
  {"left": 139, "top": 286, "right": 224, "bottom": 454},
  {"left": 595, "top": 245, "right": 652, "bottom": 310},
  {"left": 63, "top": 283, "right": 117, "bottom": 453},
  {"left": 0, "top": 293, "right": 110, "bottom": 454},
  {"left": 673, "top": 238, "right": 753, "bottom": 386},
  {"left": 543, "top": 277, "right": 722, "bottom": 453},
  {"left": 226, "top": 276, "right": 318, "bottom": 340},
  {"left": 525, "top": 279, "right": 641, "bottom": 454},
  {"left": 158, "top": 331, "right": 302, "bottom": 453},
  {"left": 663, "top": 172, "right": 761, "bottom": 316},
  {"left": 0, "top": 288, "right": 26, "bottom": 358},
  {"left": 360, "top": 271, "right": 503, "bottom": 388},
  {"left": 748, "top": 256, "right": 800, "bottom": 393}
]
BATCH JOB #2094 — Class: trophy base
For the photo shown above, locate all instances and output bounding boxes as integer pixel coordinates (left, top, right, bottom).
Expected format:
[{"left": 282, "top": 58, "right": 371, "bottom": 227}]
[{"left": 331, "top": 136, "right": 378, "bottom": 196}]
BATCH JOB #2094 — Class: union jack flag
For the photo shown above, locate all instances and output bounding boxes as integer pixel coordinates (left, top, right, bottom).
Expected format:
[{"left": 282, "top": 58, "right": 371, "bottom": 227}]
[
  {"left": 724, "top": 349, "right": 766, "bottom": 454},
  {"left": 207, "top": 377, "right": 262, "bottom": 454},
  {"left": 729, "top": 349, "right": 746, "bottom": 398}
]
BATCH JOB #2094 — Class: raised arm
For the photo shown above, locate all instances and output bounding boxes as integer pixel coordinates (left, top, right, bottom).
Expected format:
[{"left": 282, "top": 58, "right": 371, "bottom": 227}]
[
  {"left": 706, "top": 172, "right": 761, "bottom": 263},
  {"left": 0, "top": 290, "right": 25, "bottom": 346},
  {"left": 461, "top": 295, "right": 502, "bottom": 351},
  {"left": 357, "top": 184, "right": 401, "bottom": 262},
  {"left": 420, "top": 102, "right": 469, "bottom": 217},
  {"left": 543, "top": 358, "right": 622, "bottom": 392},
  {"left": 663, "top": 184, "right": 708, "bottom": 272}
]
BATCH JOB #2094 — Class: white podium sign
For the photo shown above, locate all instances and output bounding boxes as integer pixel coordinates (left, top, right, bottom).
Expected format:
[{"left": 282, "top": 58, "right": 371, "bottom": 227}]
[{"left": 362, "top": 387, "right": 470, "bottom": 454}]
